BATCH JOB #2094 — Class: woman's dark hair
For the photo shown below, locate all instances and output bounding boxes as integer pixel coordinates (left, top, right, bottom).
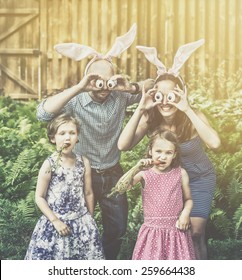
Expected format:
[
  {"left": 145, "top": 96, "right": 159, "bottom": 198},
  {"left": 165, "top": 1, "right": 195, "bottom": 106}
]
[
  {"left": 155, "top": 73, "right": 185, "bottom": 89},
  {"left": 146, "top": 129, "right": 180, "bottom": 168},
  {"left": 147, "top": 74, "right": 193, "bottom": 142}
]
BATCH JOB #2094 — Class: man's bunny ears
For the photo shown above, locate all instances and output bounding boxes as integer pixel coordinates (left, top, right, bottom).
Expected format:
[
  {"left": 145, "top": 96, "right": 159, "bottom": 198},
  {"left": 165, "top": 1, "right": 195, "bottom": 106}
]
[
  {"left": 136, "top": 39, "right": 205, "bottom": 77},
  {"left": 54, "top": 23, "right": 137, "bottom": 62}
]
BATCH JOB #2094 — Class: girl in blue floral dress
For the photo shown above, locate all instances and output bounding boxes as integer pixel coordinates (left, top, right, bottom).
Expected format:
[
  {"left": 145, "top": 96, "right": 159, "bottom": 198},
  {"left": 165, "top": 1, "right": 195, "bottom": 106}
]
[{"left": 25, "top": 113, "right": 104, "bottom": 260}]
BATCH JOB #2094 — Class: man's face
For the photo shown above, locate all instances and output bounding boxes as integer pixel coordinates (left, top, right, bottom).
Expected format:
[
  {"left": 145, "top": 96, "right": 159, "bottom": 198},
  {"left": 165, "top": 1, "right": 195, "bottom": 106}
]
[{"left": 86, "top": 59, "right": 115, "bottom": 103}]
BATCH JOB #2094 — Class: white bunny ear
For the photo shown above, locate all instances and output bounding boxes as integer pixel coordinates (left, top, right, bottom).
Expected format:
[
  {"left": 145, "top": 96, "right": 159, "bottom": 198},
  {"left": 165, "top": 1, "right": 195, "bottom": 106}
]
[
  {"left": 168, "top": 39, "right": 205, "bottom": 76},
  {"left": 54, "top": 43, "right": 98, "bottom": 61},
  {"left": 105, "top": 23, "right": 137, "bottom": 58},
  {"left": 136, "top": 46, "right": 167, "bottom": 74}
]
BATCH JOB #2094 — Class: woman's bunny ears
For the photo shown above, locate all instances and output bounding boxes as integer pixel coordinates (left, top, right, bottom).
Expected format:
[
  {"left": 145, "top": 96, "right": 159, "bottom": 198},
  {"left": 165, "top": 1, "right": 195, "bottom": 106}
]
[
  {"left": 136, "top": 39, "right": 205, "bottom": 77},
  {"left": 54, "top": 23, "right": 137, "bottom": 62}
]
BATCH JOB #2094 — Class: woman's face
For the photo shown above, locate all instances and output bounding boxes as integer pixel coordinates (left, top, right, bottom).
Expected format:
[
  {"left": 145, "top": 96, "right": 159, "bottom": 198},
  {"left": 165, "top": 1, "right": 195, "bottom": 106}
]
[{"left": 155, "top": 80, "right": 178, "bottom": 117}]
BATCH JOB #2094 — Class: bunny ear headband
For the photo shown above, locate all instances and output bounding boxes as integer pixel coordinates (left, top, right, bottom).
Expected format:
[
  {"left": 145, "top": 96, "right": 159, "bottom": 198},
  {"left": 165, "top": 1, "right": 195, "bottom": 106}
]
[
  {"left": 136, "top": 38, "right": 205, "bottom": 78},
  {"left": 54, "top": 23, "right": 137, "bottom": 74}
]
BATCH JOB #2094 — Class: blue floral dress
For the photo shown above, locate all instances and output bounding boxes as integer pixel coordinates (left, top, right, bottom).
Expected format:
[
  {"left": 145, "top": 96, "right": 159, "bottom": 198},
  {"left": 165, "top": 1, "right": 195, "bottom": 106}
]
[{"left": 25, "top": 154, "right": 104, "bottom": 260}]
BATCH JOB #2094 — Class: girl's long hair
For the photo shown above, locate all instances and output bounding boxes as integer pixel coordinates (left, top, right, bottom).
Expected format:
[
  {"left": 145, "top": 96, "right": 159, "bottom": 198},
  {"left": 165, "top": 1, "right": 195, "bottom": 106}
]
[{"left": 147, "top": 74, "right": 193, "bottom": 143}]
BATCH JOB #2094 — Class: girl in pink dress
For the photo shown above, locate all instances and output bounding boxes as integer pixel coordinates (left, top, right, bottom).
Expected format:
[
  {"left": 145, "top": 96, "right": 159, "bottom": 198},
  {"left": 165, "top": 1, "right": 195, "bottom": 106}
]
[{"left": 129, "top": 130, "right": 195, "bottom": 260}]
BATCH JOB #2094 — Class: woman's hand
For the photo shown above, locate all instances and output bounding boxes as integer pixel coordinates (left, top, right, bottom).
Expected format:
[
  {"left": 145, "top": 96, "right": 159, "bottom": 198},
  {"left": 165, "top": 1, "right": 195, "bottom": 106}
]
[
  {"left": 168, "top": 85, "right": 191, "bottom": 113},
  {"left": 52, "top": 219, "right": 71, "bottom": 236},
  {"left": 138, "top": 85, "right": 162, "bottom": 111}
]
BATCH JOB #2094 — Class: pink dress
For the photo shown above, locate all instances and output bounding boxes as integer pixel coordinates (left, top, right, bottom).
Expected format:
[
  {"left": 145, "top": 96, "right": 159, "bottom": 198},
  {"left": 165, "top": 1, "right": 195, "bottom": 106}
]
[{"left": 132, "top": 167, "right": 195, "bottom": 260}]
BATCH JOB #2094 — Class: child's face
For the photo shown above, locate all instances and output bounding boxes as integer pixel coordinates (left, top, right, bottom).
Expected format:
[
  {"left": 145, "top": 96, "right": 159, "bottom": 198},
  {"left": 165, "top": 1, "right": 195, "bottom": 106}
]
[
  {"left": 51, "top": 121, "right": 78, "bottom": 153},
  {"left": 149, "top": 138, "right": 176, "bottom": 172}
]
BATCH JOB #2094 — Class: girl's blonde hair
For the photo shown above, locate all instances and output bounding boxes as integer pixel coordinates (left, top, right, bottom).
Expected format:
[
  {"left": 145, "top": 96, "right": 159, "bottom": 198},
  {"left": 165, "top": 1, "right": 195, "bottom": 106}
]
[
  {"left": 146, "top": 128, "right": 180, "bottom": 168},
  {"left": 47, "top": 113, "right": 80, "bottom": 144}
]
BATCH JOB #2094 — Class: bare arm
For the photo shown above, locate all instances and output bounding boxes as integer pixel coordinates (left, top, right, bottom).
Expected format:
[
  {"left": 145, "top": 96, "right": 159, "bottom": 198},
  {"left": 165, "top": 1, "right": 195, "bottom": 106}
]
[
  {"left": 177, "top": 168, "right": 193, "bottom": 231},
  {"left": 82, "top": 156, "right": 94, "bottom": 217},
  {"left": 185, "top": 109, "right": 221, "bottom": 149},
  {"left": 118, "top": 86, "right": 161, "bottom": 151},
  {"left": 129, "top": 170, "right": 144, "bottom": 188},
  {"left": 43, "top": 74, "right": 101, "bottom": 114},
  {"left": 118, "top": 107, "right": 148, "bottom": 151},
  {"left": 170, "top": 86, "right": 221, "bottom": 149},
  {"left": 35, "top": 160, "right": 71, "bottom": 236}
]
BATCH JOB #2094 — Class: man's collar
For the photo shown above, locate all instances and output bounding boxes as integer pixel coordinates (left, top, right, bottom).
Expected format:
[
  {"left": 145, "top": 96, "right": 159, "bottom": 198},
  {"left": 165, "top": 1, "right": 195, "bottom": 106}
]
[
  {"left": 82, "top": 92, "right": 93, "bottom": 106},
  {"left": 82, "top": 91, "right": 115, "bottom": 106}
]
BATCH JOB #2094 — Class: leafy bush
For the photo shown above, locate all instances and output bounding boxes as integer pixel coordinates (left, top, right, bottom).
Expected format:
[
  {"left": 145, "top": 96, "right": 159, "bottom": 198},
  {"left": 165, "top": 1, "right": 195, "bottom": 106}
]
[
  {"left": 207, "top": 239, "right": 242, "bottom": 260},
  {"left": 0, "top": 97, "right": 51, "bottom": 259}
]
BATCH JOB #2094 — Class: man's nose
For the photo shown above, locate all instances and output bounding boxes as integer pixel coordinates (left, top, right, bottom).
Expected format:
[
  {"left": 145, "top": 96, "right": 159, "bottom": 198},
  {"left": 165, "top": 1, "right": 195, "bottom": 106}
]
[{"left": 102, "top": 81, "right": 108, "bottom": 90}]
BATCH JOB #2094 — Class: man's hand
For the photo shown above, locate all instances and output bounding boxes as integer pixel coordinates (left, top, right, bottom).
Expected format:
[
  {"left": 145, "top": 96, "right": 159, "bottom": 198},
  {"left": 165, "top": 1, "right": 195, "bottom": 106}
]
[
  {"left": 107, "top": 74, "right": 136, "bottom": 92},
  {"left": 141, "top": 78, "right": 156, "bottom": 91},
  {"left": 77, "top": 73, "right": 105, "bottom": 92}
]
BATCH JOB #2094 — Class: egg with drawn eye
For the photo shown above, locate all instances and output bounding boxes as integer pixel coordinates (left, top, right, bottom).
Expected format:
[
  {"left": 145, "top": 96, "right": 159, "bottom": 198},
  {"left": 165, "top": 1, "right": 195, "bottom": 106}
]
[
  {"left": 95, "top": 79, "right": 104, "bottom": 89},
  {"left": 154, "top": 91, "right": 163, "bottom": 102},
  {"left": 107, "top": 79, "right": 117, "bottom": 89},
  {"left": 167, "top": 92, "right": 176, "bottom": 102}
]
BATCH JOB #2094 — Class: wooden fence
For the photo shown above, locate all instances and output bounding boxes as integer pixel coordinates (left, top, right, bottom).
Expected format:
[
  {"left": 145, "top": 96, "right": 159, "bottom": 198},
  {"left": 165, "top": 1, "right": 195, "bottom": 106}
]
[{"left": 0, "top": 0, "right": 241, "bottom": 100}]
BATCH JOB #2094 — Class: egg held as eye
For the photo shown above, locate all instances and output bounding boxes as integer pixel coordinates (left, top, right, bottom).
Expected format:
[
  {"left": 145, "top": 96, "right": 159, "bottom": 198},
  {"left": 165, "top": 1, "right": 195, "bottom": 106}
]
[
  {"left": 107, "top": 79, "right": 117, "bottom": 89},
  {"left": 95, "top": 79, "right": 104, "bottom": 89},
  {"left": 154, "top": 91, "right": 163, "bottom": 102},
  {"left": 167, "top": 92, "right": 176, "bottom": 102}
]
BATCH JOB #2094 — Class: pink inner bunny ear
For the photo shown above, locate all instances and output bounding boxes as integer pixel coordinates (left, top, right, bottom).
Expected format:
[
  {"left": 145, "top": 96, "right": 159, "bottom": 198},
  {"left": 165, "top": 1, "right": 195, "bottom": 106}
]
[
  {"left": 105, "top": 23, "right": 137, "bottom": 58},
  {"left": 136, "top": 46, "right": 167, "bottom": 74},
  {"left": 169, "top": 38, "right": 205, "bottom": 76},
  {"left": 54, "top": 43, "right": 98, "bottom": 61}
]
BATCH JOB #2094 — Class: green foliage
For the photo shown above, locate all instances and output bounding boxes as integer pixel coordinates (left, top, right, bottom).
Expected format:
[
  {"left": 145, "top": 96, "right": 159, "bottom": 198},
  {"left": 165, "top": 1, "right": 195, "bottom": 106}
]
[
  {"left": 207, "top": 239, "right": 242, "bottom": 260},
  {"left": 0, "top": 197, "right": 39, "bottom": 259},
  {"left": 0, "top": 97, "right": 52, "bottom": 259}
]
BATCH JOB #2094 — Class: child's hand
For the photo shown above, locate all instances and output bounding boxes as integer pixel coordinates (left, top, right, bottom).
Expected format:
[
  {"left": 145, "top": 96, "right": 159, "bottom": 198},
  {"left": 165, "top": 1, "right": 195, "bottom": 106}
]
[
  {"left": 52, "top": 219, "right": 71, "bottom": 236},
  {"left": 175, "top": 212, "right": 191, "bottom": 231},
  {"left": 139, "top": 158, "right": 153, "bottom": 167},
  {"left": 139, "top": 159, "right": 161, "bottom": 167}
]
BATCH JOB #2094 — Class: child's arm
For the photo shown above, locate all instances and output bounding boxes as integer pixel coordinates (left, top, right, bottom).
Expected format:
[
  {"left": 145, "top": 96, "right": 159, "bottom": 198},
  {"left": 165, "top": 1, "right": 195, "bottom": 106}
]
[
  {"left": 83, "top": 156, "right": 94, "bottom": 217},
  {"left": 128, "top": 158, "right": 154, "bottom": 187},
  {"left": 35, "top": 160, "right": 71, "bottom": 236},
  {"left": 176, "top": 168, "right": 193, "bottom": 231},
  {"left": 128, "top": 170, "right": 144, "bottom": 189}
]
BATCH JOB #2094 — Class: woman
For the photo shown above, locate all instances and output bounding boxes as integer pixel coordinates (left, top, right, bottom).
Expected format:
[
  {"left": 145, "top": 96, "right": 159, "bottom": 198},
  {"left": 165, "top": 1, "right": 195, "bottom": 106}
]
[{"left": 118, "top": 40, "right": 221, "bottom": 259}]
